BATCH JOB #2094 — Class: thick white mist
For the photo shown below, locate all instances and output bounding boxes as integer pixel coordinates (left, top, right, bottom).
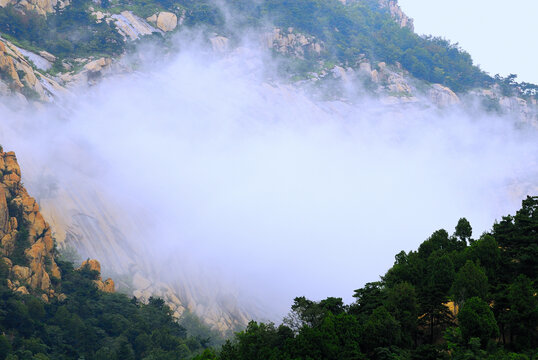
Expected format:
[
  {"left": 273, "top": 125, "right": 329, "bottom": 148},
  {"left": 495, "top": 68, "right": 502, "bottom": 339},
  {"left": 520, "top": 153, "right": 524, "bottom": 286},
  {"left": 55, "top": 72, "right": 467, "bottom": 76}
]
[{"left": 0, "top": 39, "right": 536, "bottom": 319}]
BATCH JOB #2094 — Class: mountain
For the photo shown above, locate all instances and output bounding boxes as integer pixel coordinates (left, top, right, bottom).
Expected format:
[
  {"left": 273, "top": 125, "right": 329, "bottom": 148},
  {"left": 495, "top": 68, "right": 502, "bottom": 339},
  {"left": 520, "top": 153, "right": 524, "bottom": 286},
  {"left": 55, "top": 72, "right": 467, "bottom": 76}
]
[{"left": 0, "top": 0, "right": 537, "bottom": 336}]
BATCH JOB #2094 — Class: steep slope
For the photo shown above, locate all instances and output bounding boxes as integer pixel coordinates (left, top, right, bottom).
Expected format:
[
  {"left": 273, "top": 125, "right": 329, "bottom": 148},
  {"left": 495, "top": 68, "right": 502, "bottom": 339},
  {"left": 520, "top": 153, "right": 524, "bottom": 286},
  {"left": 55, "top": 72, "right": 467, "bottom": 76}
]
[
  {"left": 37, "top": 180, "right": 253, "bottom": 332},
  {"left": 0, "top": 148, "right": 115, "bottom": 300}
]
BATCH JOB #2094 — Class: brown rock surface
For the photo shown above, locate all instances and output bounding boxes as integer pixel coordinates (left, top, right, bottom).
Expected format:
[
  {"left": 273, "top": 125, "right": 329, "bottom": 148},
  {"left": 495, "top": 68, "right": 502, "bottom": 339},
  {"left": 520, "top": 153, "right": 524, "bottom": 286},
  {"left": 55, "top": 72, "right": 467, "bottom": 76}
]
[
  {"left": 0, "top": 149, "right": 61, "bottom": 297},
  {"left": 0, "top": 38, "right": 65, "bottom": 101},
  {"left": 0, "top": 42, "right": 23, "bottom": 89},
  {"left": 80, "top": 259, "right": 115, "bottom": 293},
  {"left": 81, "top": 258, "right": 101, "bottom": 273}
]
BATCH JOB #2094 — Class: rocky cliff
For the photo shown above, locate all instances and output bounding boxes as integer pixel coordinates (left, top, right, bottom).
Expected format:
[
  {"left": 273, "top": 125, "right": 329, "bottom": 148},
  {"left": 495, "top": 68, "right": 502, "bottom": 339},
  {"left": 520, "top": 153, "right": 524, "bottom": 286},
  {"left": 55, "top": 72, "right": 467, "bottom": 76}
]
[
  {"left": 0, "top": 149, "right": 60, "bottom": 300},
  {"left": 0, "top": 149, "right": 114, "bottom": 302},
  {"left": 0, "top": 38, "right": 64, "bottom": 102}
]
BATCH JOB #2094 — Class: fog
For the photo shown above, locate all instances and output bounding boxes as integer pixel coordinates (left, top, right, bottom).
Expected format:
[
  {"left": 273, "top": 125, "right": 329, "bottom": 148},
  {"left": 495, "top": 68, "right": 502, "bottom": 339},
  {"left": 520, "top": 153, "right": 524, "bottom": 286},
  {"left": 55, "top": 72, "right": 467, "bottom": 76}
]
[{"left": 1, "top": 35, "right": 537, "bottom": 320}]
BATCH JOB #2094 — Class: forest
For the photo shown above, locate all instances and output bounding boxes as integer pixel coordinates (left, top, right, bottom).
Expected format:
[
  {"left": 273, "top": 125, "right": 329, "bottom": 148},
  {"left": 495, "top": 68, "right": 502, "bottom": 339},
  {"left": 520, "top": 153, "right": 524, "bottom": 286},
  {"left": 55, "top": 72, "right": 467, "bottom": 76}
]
[
  {"left": 0, "top": 259, "right": 215, "bottom": 359},
  {"left": 200, "top": 196, "right": 538, "bottom": 360}
]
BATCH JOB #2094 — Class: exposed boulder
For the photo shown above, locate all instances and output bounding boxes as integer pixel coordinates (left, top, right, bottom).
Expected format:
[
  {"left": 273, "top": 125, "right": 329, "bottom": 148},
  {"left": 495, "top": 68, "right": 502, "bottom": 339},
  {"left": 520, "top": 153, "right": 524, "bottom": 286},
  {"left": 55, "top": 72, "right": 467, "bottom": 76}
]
[
  {"left": 84, "top": 57, "right": 112, "bottom": 73},
  {"left": 156, "top": 12, "right": 177, "bottom": 32},
  {"left": 429, "top": 83, "right": 460, "bottom": 106},
  {"left": 39, "top": 51, "right": 56, "bottom": 63},
  {"left": 12, "top": 265, "right": 31, "bottom": 281},
  {"left": 16, "top": 286, "right": 29, "bottom": 295},
  {"left": 147, "top": 11, "right": 179, "bottom": 32},
  {"left": 0, "top": 42, "right": 24, "bottom": 90},
  {"left": 81, "top": 258, "right": 101, "bottom": 273},
  {"left": 0, "top": 0, "right": 70, "bottom": 15},
  {"left": 264, "top": 28, "right": 323, "bottom": 59},
  {"left": 80, "top": 259, "right": 115, "bottom": 293}
]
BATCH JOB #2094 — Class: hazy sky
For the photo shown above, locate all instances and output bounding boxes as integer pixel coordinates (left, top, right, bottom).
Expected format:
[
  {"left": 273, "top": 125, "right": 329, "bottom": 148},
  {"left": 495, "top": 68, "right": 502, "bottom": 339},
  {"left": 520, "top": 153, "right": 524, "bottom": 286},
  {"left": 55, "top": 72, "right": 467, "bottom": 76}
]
[{"left": 398, "top": 0, "right": 538, "bottom": 84}]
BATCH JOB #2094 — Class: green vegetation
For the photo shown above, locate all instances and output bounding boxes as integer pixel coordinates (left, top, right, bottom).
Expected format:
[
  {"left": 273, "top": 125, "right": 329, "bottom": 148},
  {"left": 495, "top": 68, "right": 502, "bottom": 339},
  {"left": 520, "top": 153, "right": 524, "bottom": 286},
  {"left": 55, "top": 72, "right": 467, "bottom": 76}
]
[
  {"left": 0, "top": 260, "right": 216, "bottom": 359},
  {"left": 207, "top": 196, "right": 538, "bottom": 359},
  {"left": 0, "top": 0, "right": 124, "bottom": 59},
  {"left": 221, "top": 0, "right": 491, "bottom": 92},
  {"left": 2, "top": 0, "right": 536, "bottom": 95}
]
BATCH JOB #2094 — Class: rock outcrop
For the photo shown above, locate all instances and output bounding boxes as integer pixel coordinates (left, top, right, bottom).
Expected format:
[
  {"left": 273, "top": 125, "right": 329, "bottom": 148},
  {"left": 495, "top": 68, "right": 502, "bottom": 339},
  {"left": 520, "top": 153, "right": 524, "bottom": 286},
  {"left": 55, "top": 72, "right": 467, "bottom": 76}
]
[
  {"left": 377, "top": 0, "right": 414, "bottom": 30},
  {"left": 0, "top": 41, "right": 24, "bottom": 91},
  {"left": 0, "top": 149, "right": 61, "bottom": 300},
  {"left": 264, "top": 28, "right": 323, "bottom": 59},
  {"left": 0, "top": 0, "right": 69, "bottom": 16},
  {"left": 342, "top": 0, "right": 413, "bottom": 30},
  {"left": 79, "top": 259, "right": 115, "bottom": 293},
  {"left": 0, "top": 38, "right": 65, "bottom": 102},
  {"left": 147, "top": 11, "right": 178, "bottom": 32},
  {"left": 110, "top": 11, "right": 160, "bottom": 41},
  {"left": 429, "top": 83, "right": 460, "bottom": 106},
  {"left": 210, "top": 35, "right": 229, "bottom": 53}
]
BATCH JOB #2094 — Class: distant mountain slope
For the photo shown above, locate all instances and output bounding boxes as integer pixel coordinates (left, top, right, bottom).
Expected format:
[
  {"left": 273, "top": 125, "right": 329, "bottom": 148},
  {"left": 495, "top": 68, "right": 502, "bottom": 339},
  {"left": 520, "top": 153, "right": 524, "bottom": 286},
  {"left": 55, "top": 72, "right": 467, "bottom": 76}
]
[{"left": 0, "top": 0, "right": 535, "bottom": 94}]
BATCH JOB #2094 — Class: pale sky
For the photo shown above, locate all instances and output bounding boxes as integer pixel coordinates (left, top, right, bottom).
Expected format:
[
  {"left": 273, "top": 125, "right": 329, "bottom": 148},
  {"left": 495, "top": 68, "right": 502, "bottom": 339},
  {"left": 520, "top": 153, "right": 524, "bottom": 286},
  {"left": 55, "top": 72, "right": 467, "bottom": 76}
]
[{"left": 398, "top": 0, "right": 538, "bottom": 84}]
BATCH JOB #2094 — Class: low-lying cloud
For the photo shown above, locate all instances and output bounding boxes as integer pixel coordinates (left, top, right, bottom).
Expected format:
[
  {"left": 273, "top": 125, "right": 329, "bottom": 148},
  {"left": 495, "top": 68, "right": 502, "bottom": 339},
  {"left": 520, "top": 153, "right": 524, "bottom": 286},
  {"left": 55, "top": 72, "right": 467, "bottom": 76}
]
[{"left": 0, "top": 35, "right": 536, "bottom": 320}]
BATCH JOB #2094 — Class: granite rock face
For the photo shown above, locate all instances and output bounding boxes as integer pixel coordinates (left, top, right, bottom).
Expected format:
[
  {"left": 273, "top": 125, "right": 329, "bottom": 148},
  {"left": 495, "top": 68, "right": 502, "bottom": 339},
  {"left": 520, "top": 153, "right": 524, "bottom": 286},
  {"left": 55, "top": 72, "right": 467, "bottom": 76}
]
[
  {"left": 0, "top": 38, "right": 65, "bottom": 102},
  {"left": 0, "top": 150, "right": 61, "bottom": 301}
]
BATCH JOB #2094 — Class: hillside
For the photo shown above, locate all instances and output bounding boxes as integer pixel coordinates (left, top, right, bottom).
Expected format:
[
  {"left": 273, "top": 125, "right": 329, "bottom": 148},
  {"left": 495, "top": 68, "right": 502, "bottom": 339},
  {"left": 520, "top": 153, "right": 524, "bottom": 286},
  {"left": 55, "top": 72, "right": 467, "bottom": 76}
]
[
  {"left": 0, "top": 0, "right": 537, "bottom": 338},
  {"left": 0, "top": 0, "right": 536, "bottom": 113}
]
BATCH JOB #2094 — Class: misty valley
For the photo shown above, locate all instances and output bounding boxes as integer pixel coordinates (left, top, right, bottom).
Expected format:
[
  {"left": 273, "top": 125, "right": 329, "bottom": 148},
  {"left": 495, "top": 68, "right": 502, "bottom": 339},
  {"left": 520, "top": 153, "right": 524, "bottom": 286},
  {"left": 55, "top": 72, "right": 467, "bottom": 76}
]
[{"left": 0, "top": 0, "right": 537, "bottom": 359}]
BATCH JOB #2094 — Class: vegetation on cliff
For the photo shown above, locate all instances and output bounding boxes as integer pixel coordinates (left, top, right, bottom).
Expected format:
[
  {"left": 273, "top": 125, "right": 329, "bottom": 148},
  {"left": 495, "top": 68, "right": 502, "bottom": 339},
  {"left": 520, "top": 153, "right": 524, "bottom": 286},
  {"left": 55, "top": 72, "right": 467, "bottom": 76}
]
[
  {"left": 204, "top": 196, "right": 538, "bottom": 360},
  {"left": 0, "top": 259, "right": 217, "bottom": 360},
  {"left": 0, "top": 1, "right": 124, "bottom": 59},
  {"left": 0, "top": 0, "right": 506, "bottom": 93}
]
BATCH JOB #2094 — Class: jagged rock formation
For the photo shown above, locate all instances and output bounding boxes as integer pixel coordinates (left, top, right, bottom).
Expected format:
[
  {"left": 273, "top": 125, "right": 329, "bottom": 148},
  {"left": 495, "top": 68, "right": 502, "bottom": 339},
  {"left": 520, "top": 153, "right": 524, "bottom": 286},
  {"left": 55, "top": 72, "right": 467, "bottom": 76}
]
[
  {"left": 264, "top": 28, "right": 323, "bottom": 59},
  {"left": 377, "top": 0, "right": 414, "bottom": 30},
  {"left": 0, "top": 38, "right": 65, "bottom": 101},
  {"left": 341, "top": 0, "right": 413, "bottom": 30},
  {"left": 147, "top": 11, "right": 179, "bottom": 32},
  {"left": 92, "top": 9, "right": 183, "bottom": 41},
  {"left": 0, "top": 0, "right": 69, "bottom": 16},
  {"left": 0, "top": 149, "right": 62, "bottom": 301},
  {"left": 79, "top": 259, "right": 115, "bottom": 292}
]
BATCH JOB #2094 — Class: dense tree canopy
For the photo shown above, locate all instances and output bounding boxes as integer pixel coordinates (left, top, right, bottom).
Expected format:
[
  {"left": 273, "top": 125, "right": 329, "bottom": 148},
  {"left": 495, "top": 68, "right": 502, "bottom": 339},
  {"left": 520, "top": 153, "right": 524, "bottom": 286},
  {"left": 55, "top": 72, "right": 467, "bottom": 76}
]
[{"left": 0, "top": 260, "right": 216, "bottom": 359}]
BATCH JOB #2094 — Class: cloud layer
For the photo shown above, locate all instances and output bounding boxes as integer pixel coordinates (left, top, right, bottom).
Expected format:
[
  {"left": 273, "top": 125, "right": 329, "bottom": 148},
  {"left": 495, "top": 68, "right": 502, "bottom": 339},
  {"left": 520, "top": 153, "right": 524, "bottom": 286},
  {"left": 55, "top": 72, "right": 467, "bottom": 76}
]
[{"left": 1, "top": 38, "right": 536, "bottom": 319}]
